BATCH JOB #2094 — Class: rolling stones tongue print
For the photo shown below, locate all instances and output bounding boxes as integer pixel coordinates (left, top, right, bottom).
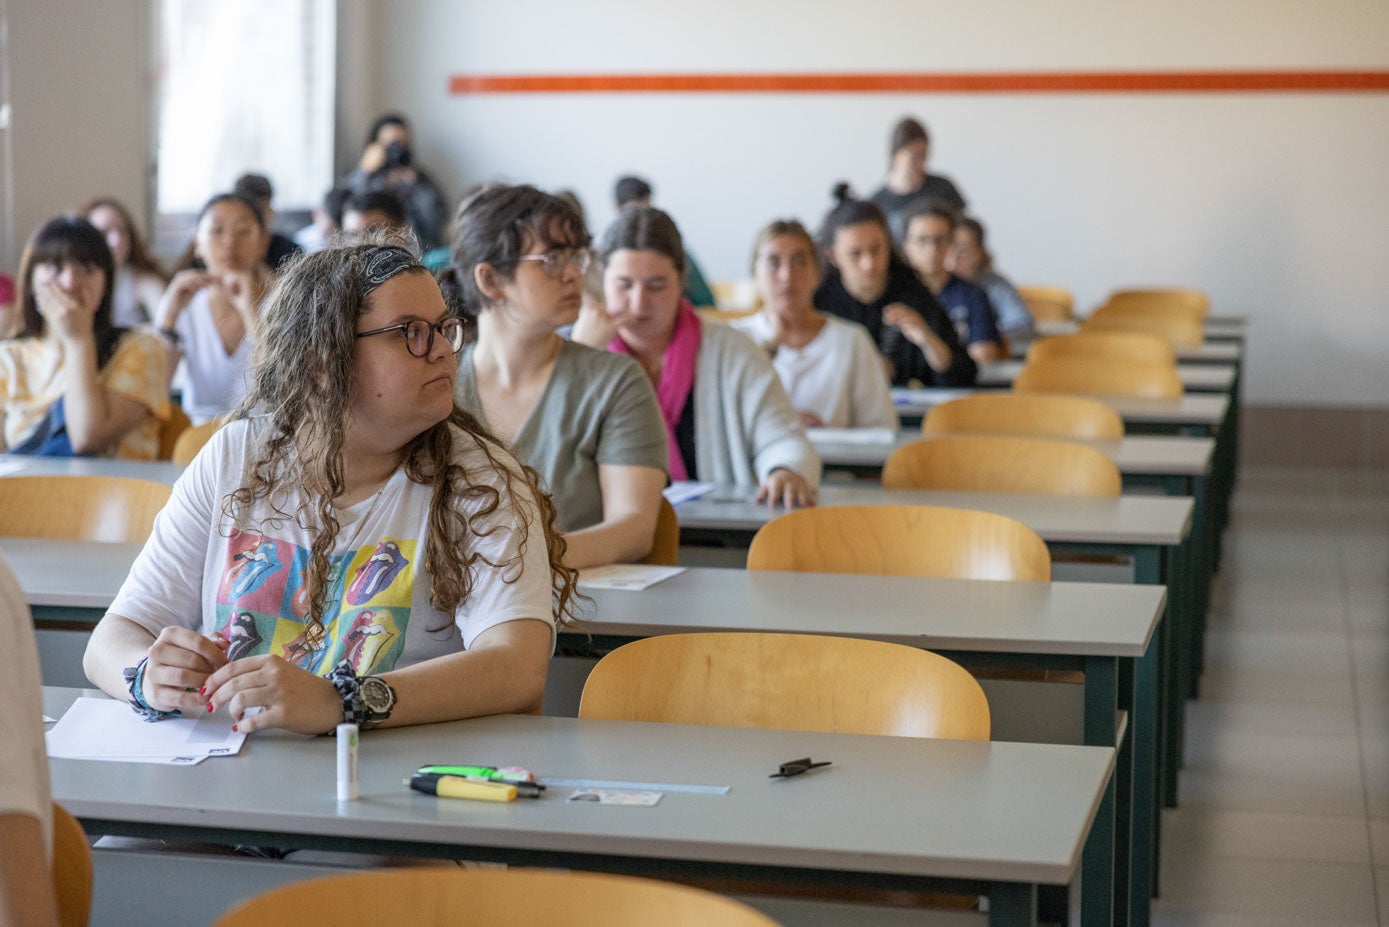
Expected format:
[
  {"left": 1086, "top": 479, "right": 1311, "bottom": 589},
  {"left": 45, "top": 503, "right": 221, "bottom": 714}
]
[{"left": 213, "top": 530, "right": 414, "bottom": 675}]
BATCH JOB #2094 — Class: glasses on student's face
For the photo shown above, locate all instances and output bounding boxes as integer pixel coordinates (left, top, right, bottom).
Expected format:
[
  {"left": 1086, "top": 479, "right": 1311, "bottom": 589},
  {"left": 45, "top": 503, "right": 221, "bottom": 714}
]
[
  {"left": 354, "top": 316, "right": 466, "bottom": 357},
  {"left": 515, "top": 247, "right": 591, "bottom": 278}
]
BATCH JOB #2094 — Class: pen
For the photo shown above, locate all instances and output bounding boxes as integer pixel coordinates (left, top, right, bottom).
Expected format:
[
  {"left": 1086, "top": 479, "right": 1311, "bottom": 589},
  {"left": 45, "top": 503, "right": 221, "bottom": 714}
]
[
  {"left": 416, "top": 765, "right": 542, "bottom": 786},
  {"left": 409, "top": 773, "right": 522, "bottom": 802}
]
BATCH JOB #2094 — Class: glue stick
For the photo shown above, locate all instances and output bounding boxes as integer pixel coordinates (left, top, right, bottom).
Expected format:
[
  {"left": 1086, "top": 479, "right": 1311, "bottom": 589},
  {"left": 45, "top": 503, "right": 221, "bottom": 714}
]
[{"left": 337, "top": 723, "right": 359, "bottom": 801}]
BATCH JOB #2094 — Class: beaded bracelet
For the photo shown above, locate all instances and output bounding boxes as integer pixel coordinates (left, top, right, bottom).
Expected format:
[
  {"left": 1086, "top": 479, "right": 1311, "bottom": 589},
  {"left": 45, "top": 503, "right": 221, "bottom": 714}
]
[{"left": 122, "top": 657, "right": 180, "bottom": 722}]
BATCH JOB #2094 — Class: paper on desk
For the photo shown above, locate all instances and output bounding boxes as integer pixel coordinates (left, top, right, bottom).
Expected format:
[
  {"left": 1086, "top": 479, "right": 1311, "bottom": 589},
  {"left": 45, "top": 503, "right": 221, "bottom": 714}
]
[
  {"left": 0, "top": 459, "right": 28, "bottom": 477},
  {"left": 806, "top": 427, "right": 896, "bottom": 445},
  {"left": 578, "top": 564, "right": 686, "bottom": 591},
  {"left": 662, "top": 481, "right": 715, "bottom": 505},
  {"left": 46, "top": 697, "right": 247, "bottom": 763},
  {"left": 43, "top": 715, "right": 56, "bottom": 723}
]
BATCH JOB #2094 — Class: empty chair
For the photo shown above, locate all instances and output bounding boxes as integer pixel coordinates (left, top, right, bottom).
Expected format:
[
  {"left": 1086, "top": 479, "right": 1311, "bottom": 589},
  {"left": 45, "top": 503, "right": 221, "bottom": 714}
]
[
  {"left": 171, "top": 418, "right": 223, "bottom": 466},
  {"left": 922, "top": 393, "right": 1123, "bottom": 440},
  {"left": 1084, "top": 304, "right": 1204, "bottom": 345},
  {"left": 641, "top": 497, "right": 679, "bottom": 566},
  {"left": 1014, "top": 356, "right": 1183, "bottom": 399},
  {"left": 0, "top": 475, "right": 171, "bottom": 543},
  {"left": 52, "top": 802, "right": 92, "bottom": 927},
  {"left": 882, "top": 435, "right": 1122, "bottom": 497},
  {"left": 1103, "top": 287, "right": 1209, "bottom": 318},
  {"left": 214, "top": 867, "right": 780, "bottom": 927},
  {"left": 156, "top": 405, "right": 192, "bottom": 461},
  {"left": 746, "top": 504, "right": 1050, "bottom": 582},
  {"left": 1025, "top": 331, "right": 1176, "bottom": 367},
  {"left": 1017, "top": 284, "right": 1074, "bottom": 322}
]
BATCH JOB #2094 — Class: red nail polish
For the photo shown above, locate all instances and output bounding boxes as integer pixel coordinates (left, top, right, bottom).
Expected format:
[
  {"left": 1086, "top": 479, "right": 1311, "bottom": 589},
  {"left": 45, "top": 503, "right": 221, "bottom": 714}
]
[
  {"left": 232, "top": 724, "right": 238, "bottom": 733},
  {"left": 199, "top": 686, "right": 207, "bottom": 696},
  {"left": 206, "top": 702, "right": 213, "bottom": 713}
]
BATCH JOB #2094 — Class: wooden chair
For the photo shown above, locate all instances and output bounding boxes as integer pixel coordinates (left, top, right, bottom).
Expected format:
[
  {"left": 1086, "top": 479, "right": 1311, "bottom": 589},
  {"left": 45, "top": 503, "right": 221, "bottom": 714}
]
[
  {"left": 710, "top": 279, "right": 761, "bottom": 313},
  {"left": 1083, "top": 305, "right": 1204, "bottom": 346},
  {"left": 0, "top": 476, "right": 171, "bottom": 543},
  {"left": 213, "top": 867, "right": 780, "bottom": 927},
  {"left": 922, "top": 393, "right": 1124, "bottom": 440},
  {"left": 696, "top": 306, "right": 759, "bottom": 324},
  {"left": 1017, "top": 284, "right": 1074, "bottom": 322},
  {"left": 1014, "top": 356, "right": 1183, "bottom": 399},
  {"left": 156, "top": 405, "right": 192, "bottom": 460},
  {"left": 883, "top": 435, "right": 1121, "bottom": 497},
  {"left": 52, "top": 802, "right": 92, "bottom": 927},
  {"left": 1025, "top": 331, "right": 1176, "bottom": 368},
  {"left": 641, "top": 497, "right": 679, "bottom": 566},
  {"left": 746, "top": 504, "right": 1050, "bottom": 582},
  {"left": 171, "top": 418, "right": 222, "bottom": 466},
  {"left": 1103, "top": 288, "right": 1209, "bottom": 319}
]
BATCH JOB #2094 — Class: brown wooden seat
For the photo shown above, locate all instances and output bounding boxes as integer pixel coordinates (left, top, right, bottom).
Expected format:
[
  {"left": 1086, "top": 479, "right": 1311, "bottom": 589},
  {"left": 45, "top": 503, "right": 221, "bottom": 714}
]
[
  {"left": 696, "top": 306, "right": 759, "bottom": 323},
  {"left": 0, "top": 476, "right": 171, "bottom": 543},
  {"left": 1083, "top": 304, "right": 1204, "bottom": 346},
  {"left": 1103, "top": 288, "right": 1210, "bottom": 319},
  {"left": 1014, "top": 356, "right": 1184, "bottom": 399},
  {"left": 746, "top": 504, "right": 1050, "bottom": 582},
  {"left": 156, "top": 405, "right": 192, "bottom": 460},
  {"left": 922, "top": 393, "right": 1124, "bottom": 440},
  {"left": 641, "top": 497, "right": 679, "bottom": 566},
  {"left": 171, "top": 418, "right": 223, "bottom": 466},
  {"left": 1017, "top": 284, "right": 1074, "bottom": 322},
  {"left": 1025, "top": 331, "right": 1176, "bottom": 368},
  {"left": 883, "top": 435, "right": 1122, "bottom": 497},
  {"left": 52, "top": 802, "right": 92, "bottom": 927},
  {"left": 213, "top": 867, "right": 780, "bottom": 927}
]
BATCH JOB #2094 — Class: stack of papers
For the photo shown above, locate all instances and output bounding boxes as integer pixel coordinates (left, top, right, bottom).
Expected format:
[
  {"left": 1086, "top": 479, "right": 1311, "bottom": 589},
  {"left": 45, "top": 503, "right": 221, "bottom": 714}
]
[
  {"left": 806, "top": 427, "right": 897, "bottom": 445},
  {"left": 662, "top": 482, "right": 715, "bottom": 505},
  {"left": 46, "top": 697, "right": 249, "bottom": 766},
  {"left": 578, "top": 564, "right": 686, "bottom": 591}
]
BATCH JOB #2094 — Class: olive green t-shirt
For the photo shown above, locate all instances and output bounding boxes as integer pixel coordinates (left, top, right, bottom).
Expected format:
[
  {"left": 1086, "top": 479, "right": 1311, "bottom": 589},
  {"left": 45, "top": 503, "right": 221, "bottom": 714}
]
[{"left": 456, "top": 340, "right": 668, "bottom": 532}]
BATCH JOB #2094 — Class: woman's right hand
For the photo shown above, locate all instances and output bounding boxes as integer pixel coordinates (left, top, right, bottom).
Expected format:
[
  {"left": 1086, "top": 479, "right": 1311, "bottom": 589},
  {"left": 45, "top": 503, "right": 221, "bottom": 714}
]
[
  {"left": 571, "top": 299, "right": 635, "bottom": 350},
  {"left": 140, "top": 626, "right": 229, "bottom": 713},
  {"left": 35, "top": 282, "right": 96, "bottom": 344},
  {"left": 156, "top": 270, "right": 214, "bottom": 330},
  {"left": 359, "top": 142, "right": 387, "bottom": 174}
]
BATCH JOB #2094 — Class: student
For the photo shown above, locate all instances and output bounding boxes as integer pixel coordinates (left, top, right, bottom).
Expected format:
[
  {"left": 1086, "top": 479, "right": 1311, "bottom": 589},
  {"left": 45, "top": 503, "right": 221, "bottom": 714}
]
[
  {"left": 0, "top": 555, "right": 60, "bottom": 927},
  {"left": 83, "top": 238, "right": 577, "bottom": 733},
  {"left": 447, "top": 184, "right": 668, "bottom": 568},
  {"left": 343, "top": 113, "right": 448, "bottom": 250},
  {"left": 949, "top": 216, "right": 1034, "bottom": 339},
  {"left": 613, "top": 175, "right": 716, "bottom": 308},
  {"left": 341, "top": 190, "right": 409, "bottom": 234},
  {"left": 0, "top": 217, "right": 169, "bottom": 457},
  {"left": 232, "top": 174, "right": 304, "bottom": 271},
  {"left": 294, "top": 186, "right": 351, "bottom": 255},
  {"left": 869, "top": 116, "right": 967, "bottom": 240},
  {"left": 574, "top": 206, "right": 820, "bottom": 508},
  {"left": 0, "top": 272, "right": 17, "bottom": 339},
  {"left": 812, "top": 185, "right": 976, "bottom": 388},
  {"left": 901, "top": 201, "right": 1004, "bottom": 363},
  {"left": 83, "top": 196, "right": 168, "bottom": 327},
  {"left": 156, "top": 193, "right": 271, "bottom": 425},
  {"left": 730, "top": 219, "right": 897, "bottom": 430}
]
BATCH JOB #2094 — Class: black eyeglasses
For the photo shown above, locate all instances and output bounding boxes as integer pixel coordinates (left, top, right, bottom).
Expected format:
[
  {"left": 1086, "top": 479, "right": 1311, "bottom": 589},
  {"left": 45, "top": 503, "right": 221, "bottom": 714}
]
[
  {"left": 354, "top": 317, "right": 466, "bottom": 357},
  {"left": 515, "top": 248, "right": 591, "bottom": 278}
]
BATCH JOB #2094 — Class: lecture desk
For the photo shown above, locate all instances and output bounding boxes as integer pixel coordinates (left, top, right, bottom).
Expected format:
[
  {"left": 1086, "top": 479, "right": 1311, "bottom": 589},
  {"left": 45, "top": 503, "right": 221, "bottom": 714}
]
[
  {"left": 1031, "top": 318, "right": 1247, "bottom": 343},
  {"left": 976, "top": 360, "right": 1237, "bottom": 395},
  {"left": 45, "top": 687, "right": 1115, "bottom": 927},
  {"left": 1010, "top": 340, "right": 1243, "bottom": 365}
]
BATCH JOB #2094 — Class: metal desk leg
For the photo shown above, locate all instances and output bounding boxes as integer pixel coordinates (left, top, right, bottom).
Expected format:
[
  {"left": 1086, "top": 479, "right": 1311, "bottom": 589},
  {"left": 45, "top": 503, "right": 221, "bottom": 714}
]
[
  {"left": 1083, "top": 655, "right": 1118, "bottom": 927},
  {"left": 1132, "top": 635, "right": 1160, "bottom": 914},
  {"left": 1135, "top": 543, "right": 1181, "bottom": 811},
  {"left": 990, "top": 882, "right": 1039, "bottom": 927}
]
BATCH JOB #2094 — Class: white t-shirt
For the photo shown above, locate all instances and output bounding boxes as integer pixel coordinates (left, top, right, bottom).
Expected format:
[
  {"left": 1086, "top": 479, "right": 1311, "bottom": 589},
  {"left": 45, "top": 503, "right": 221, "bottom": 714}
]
[
  {"left": 110, "top": 418, "right": 556, "bottom": 676},
  {"left": 0, "top": 553, "right": 52, "bottom": 859},
  {"left": 730, "top": 312, "right": 899, "bottom": 430},
  {"left": 176, "top": 288, "right": 253, "bottom": 425}
]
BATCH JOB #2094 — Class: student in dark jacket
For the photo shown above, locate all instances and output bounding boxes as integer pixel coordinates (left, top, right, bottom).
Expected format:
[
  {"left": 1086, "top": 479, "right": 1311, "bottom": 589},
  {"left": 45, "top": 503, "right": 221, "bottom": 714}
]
[{"left": 812, "top": 184, "right": 975, "bottom": 388}]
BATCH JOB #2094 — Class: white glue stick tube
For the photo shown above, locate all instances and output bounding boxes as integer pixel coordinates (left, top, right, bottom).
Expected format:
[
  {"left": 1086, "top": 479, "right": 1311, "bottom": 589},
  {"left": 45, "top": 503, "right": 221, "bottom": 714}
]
[{"left": 337, "top": 723, "right": 359, "bottom": 801}]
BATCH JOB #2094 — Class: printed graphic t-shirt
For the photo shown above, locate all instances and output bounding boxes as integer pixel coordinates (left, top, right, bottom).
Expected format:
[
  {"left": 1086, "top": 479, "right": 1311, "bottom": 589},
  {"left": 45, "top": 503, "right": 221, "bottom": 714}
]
[{"left": 110, "top": 418, "right": 556, "bottom": 676}]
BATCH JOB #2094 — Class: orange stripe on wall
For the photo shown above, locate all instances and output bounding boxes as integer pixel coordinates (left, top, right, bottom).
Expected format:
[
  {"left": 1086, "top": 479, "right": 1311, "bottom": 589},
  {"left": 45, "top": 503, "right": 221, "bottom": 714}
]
[{"left": 448, "top": 71, "right": 1389, "bottom": 95}]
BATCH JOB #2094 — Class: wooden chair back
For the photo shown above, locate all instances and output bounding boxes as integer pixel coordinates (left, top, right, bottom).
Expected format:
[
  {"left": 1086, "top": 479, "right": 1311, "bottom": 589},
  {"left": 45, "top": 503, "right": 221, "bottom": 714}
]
[
  {"left": 697, "top": 306, "right": 759, "bottom": 323},
  {"left": 52, "top": 802, "right": 92, "bottom": 927},
  {"left": 1013, "top": 357, "right": 1184, "bottom": 399},
  {"left": 1025, "top": 331, "right": 1176, "bottom": 368},
  {"left": 1017, "top": 285, "right": 1074, "bottom": 322},
  {"left": 171, "top": 419, "right": 222, "bottom": 466},
  {"left": 580, "top": 631, "right": 990, "bottom": 741},
  {"left": 882, "top": 435, "right": 1122, "bottom": 497},
  {"left": 641, "top": 497, "right": 679, "bottom": 566},
  {"left": 1083, "top": 305, "right": 1204, "bottom": 345},
  {"left": 156, "top": 405, "right": 192, "bottom": 460},
  {"left": 1103, "top": 288, "right": 1210, "bottom": 318},
  {"left": 922, "top": 393, "right": 1123, "bottom": 440},
  {"left": 746, "top": 504, "right": 1050, "bottom": 582},
  {"left": 213, "top": 867, "right": 781, "bottom": 927},
  {"left": 709, "top": 279, "right": 761, "bottom": 313},
  {"left": 0, "top": 476, "right": 171, "bottom": 543}
]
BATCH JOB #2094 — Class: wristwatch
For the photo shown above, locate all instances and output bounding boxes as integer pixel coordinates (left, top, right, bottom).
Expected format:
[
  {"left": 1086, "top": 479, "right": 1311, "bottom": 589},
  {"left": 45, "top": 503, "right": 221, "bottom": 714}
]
[{"left": 325, "top": 660, "right": 395, "bottom": 728}]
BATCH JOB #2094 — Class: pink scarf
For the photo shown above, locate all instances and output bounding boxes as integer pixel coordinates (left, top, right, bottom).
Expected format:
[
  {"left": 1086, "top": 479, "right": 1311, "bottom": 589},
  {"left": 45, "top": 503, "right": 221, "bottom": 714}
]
[{"left": 609, "top": 299, "right": 701, "bottom": 481}]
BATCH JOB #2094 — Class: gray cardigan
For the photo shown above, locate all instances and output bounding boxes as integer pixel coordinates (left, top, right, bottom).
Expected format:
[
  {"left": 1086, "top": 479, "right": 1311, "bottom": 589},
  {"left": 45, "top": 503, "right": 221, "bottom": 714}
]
[{"left": 692, "top": 319, "right": 822, "bottom": 489}]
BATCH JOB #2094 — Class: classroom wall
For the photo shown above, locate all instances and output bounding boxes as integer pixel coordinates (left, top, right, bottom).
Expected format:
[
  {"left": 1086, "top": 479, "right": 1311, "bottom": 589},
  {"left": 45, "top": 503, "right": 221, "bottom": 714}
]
[{"left": 352, "top": 0, "right": 1389, "bottom": 410}]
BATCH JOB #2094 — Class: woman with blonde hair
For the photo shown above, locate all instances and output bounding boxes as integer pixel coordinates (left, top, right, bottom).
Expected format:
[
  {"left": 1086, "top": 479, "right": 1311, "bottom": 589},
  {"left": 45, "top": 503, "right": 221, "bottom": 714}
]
[{"left": 84, "top": 236, "right": 578, "bottom": 734}]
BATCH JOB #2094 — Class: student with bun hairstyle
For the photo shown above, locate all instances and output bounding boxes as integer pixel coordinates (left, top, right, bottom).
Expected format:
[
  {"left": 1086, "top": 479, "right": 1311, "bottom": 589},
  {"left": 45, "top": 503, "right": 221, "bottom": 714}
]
[
  {"left": 900, "top": 200, "right": 1004, "bottom": 363},
  {"left": 869, "top": 116, "right": 967, "bottom": 239},
  {"left": 949, "top": 216, "right": 1034, "bottom": 338},
  {"left": 813, "top": 184, "right": 975, "bottom": 388}
]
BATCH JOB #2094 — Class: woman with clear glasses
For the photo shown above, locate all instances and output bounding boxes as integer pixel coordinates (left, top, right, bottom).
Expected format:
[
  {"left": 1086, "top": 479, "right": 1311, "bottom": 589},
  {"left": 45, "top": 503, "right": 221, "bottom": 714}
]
[
  {"left": 446, "top": 184, "right": 667, "bottom": 568},
  {"left": 84, "top": 237, "right": 579, "bottom": 734}
]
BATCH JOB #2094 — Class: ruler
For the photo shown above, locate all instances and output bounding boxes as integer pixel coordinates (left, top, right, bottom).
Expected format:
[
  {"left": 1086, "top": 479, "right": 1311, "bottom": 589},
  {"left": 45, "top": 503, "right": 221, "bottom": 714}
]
[{"left": 538, "top": 777, "right": 730, "bottom": 795}]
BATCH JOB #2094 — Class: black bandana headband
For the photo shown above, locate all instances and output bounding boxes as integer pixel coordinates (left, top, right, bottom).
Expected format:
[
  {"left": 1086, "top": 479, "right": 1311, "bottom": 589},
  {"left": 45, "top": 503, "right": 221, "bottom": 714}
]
[{"left": 361, "top": 246, "right": 421, "bottom": 295}]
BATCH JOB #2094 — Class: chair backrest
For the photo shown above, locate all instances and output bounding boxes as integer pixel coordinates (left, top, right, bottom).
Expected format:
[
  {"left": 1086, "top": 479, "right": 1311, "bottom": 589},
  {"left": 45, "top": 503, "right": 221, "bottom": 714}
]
[
  {"left": 1025, "top": 331, "right": 1176, "bottom": 368},
  {"left": 1083, "top": 305, "right": 1205, "bottom": 346},
  {"left": 1103, "top": 288, "right": 1210, "bottom": 318},
  {"left": 171, "top": 419, "right": 222, "bottom": 466},
  {"left": 697, "top": 306, "right": 759, "bottom": 323},
  {"left": 0, "top": 476, "right": 171, "bottom": 543},
  {"left": 710, "top": 279, "right": 761, "bottom": 313},
  {"left": 882, "top": 435, "right": 1122, "bottom": 497},
  {"left": 156, "top": 405, "right": 192, "bottom": 460},
  {"left": 580, "top": 631, "right": 990, "bottom": 741},
  {"left": 746, "top": 504, "right": 1050, "bottom": 582},
  {"left": 213, "top": 867, "right": 781, "bottom": 927},
  {"left": 1013, "top": 357, "right": 1184, "bottom": 399},
  {"left": 641, "top": 497, "right": 679, "bottom": 566},
  {"left": 1017, "top": 284, "right": 1074, "bottom": 322},
  {"left": 922, "top": 393, "right": 1124, "bottom": 440},
  {"left": 52, "top": 803, "right": 92, "bottom": 927}
]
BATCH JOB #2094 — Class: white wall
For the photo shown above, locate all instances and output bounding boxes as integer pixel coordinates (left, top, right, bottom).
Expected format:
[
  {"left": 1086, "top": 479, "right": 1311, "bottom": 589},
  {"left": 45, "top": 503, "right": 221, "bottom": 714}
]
[{"left": 360, "top": 0, "right": 1389, "bottom": 408}]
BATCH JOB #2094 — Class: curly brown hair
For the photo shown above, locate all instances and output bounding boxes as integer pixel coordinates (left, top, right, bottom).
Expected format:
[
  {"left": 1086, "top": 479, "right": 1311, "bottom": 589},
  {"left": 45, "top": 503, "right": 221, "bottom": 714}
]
[{"left": 222, "top": 232, "right": 581, "bottom": 647}]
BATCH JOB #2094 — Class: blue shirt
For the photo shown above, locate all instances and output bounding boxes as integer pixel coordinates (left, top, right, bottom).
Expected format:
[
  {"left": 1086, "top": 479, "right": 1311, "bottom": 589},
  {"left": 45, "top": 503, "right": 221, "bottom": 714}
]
[{"left": 936, "top": 275, "right": 1002, "bottom": 347}]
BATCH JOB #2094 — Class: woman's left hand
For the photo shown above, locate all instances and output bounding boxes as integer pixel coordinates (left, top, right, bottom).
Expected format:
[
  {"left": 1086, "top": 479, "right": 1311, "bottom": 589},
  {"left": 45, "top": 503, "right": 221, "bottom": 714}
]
[
  {"left": 203, "top": 655, "right": 342, "bottom": 735},
  {"left": 755, "top": 468, "right": 817, "bottom": 509}
]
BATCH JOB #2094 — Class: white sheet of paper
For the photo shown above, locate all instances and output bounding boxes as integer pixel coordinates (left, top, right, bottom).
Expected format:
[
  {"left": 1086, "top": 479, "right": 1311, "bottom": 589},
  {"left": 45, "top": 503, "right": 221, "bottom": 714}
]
[
  {"left": 0, "top": 459, "right": 28, "bottom": 477},
  {"left": 46, "top": 697, "right": 247, "bottom": 762},
  {"left": 578, "top": 564, "right": 686, "bottom": 591},
  {"left": 662, "top": 481, "right": 716, "bottom": 506},
  {"left": 806, "top": 427, "right": 897, "bottom": 445},
  {"left": 43, "top": 715, "right": 56, "bottom": 724}
]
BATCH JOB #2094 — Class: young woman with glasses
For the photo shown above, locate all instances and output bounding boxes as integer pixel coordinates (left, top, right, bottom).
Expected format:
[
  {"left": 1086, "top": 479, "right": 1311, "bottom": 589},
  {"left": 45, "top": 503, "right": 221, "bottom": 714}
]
[
  {"left": 84, "top": 237, "right": 579, "bottom": 734},
  {"left": 446, "top": 184, "right": 668, "bottom": 568}
]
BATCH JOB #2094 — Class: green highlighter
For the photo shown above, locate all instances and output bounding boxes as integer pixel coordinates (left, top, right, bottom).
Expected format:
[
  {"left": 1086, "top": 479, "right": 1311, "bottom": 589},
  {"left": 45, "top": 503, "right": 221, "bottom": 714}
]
[{"left": 416, "top": 764, "right": 542, "bottom": 787}]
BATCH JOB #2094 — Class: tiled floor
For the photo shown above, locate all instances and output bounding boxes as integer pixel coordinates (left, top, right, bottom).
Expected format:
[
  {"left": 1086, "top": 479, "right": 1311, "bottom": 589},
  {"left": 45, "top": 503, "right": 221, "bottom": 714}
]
[{"left": 1152, "top": 467, "right": 1389, "bottom": 927}]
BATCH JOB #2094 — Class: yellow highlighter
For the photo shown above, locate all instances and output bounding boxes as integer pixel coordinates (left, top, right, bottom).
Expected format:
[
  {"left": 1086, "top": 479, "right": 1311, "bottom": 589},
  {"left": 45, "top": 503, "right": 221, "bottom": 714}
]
[{"left": 409, "top": 772, "right": 517, "bottom": 802}]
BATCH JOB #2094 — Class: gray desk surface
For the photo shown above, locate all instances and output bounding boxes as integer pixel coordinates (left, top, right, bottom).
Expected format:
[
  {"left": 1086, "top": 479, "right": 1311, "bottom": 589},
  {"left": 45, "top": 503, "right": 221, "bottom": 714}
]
[
  {"left": 44, "top": 688, "right": 1113, "bottom": 887},
  {"left": 677, "top": 485, "right": 1193, "bottom": 547},
  {"left": 978, "top": 360, "right": 1236, "bottom": 392},
  {"left": 1032, "top": 319, "right": 1246, "bottom": 343},
  {"left": 580, "top": 567, "right": 1163, "bottom": 658},
  {"left": 0, "top": 455, "right": 183, "bottom": 484},
  {"left": 890, "top": 388, "right": 1229, "bottom": 429},
  {"left": 3, "top": 537, "right": 139, "bottom": 609},
  {"left": 1013, "top": 340, "right": 1242, "bottom": 364},
  {"left": 810, "top": 431, "right": 1214, "bottom": 477}
]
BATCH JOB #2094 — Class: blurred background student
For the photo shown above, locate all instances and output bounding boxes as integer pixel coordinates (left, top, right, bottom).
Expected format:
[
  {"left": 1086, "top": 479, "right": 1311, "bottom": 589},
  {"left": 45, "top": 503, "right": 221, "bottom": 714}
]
[
  {"left": 869, "top": 116, "right": 967, "bottom": 241},
  {"left": 613, "top": 175, "right": 716, "bottom": 309},
  {"left": 342, "top": 112, "right": 448, "bottom": 250},
  {"left": 82, "top": 197, "right": 168, "bottom": 327},
  {"left": 949, "top": 216, "right": 1034, "bottom": 339},
  {"left": 341, "top": 190, "right": 409, "bottom": 235},
  {"left": 900, "top": 201, "right": 1005, "bottom": 363},
  {"left": 232, "top": 173, "right": 303, "bottom": 271}
]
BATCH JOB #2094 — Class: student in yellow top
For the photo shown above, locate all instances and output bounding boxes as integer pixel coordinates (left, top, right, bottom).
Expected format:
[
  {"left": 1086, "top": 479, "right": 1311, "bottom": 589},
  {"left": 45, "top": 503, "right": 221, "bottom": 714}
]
[{"left": 0, "top": 217, "right": 169, "bottom": 457}]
